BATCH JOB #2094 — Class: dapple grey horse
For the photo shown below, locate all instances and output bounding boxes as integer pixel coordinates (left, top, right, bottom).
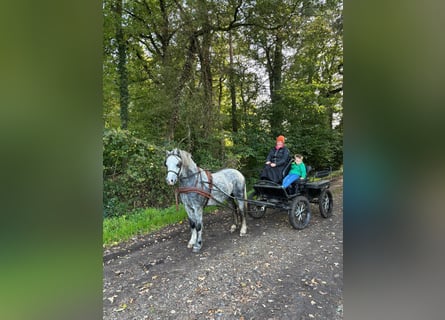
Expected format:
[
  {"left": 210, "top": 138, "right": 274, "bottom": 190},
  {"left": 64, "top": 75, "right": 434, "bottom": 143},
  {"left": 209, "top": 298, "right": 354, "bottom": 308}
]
[{"left": 165, "top": 149, "right": 247, "bottom": 253}]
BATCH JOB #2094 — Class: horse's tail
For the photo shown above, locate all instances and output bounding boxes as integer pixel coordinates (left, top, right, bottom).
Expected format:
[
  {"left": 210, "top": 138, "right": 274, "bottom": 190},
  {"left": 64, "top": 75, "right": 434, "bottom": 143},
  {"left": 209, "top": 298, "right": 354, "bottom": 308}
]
[
  {"left": 240, "top": 173, "right": 248, "bottom": 235},
  {"left": 242, "top": 173, "right": 247, "bottom": 213}
]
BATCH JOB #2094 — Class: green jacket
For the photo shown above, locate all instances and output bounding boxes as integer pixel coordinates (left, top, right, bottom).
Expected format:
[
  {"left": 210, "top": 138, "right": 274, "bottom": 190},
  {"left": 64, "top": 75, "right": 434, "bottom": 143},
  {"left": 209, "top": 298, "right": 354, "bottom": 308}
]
[{"left": 289, "top": 162, "right": 306, "bottom": 178}]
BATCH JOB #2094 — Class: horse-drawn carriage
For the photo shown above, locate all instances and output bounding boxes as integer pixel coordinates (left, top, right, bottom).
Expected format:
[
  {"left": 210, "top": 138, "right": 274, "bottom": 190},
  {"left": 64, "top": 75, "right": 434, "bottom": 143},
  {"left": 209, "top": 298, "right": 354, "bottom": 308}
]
[
  {"left": 247, "top": 161, "right": 334, "bottom": 230},
  {"left": 165, "top": 149, "right": 334, "bottom": 253}
]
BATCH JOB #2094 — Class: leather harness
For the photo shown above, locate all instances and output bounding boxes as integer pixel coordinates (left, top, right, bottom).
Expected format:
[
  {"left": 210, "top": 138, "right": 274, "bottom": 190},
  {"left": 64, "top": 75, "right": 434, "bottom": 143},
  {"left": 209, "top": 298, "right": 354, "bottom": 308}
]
[{"left": 175, "top": 168, "right": 213, "bottom": 210}]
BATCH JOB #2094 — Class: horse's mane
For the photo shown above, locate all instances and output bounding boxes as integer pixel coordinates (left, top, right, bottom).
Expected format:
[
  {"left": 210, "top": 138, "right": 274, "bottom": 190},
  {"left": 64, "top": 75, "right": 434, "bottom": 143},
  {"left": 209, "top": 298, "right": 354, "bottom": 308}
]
[{"left": 177, "top": 149, "right": 196, "bottom": 170}]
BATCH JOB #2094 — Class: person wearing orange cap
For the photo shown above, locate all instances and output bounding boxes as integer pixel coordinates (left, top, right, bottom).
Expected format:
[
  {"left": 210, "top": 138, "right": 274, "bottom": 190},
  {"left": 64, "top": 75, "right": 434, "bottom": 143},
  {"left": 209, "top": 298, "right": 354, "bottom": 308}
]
[{"left": 260, "top": 135, "right": 291, "bottom": 183}]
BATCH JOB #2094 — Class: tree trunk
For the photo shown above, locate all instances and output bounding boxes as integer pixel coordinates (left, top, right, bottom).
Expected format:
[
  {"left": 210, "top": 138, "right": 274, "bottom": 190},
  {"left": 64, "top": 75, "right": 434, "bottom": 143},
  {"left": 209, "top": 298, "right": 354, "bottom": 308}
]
[
  {"left": 266, "top": 35, "right": 284, "bottom": 134},
  {"left": 271, "top": 35, "right": 283, "bottom": 104},
  {"left": 168, "top": 36, "right": 197, "bottom": 141},
  {"left": 115, "top": 0, "right": 129, "bottom": 129},
  {"left": 199, "top": 23, "right": 214, "bottom": 138},
  {"left": 229, "top": 32, "right": 238, "bottom": 133}
]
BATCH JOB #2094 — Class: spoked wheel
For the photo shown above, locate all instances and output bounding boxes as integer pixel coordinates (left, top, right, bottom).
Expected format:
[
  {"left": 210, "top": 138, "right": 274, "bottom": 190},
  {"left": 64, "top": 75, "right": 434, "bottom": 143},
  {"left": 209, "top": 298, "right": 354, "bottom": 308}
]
[
  {"left": 247, "top": 192, "right": 267, "bottom": 219},
  {"left": 288, "top": 195, "right": 311, "bottom": 230},
  {"left": 319, "top": 189, "right": 334, "bottom": 218}
]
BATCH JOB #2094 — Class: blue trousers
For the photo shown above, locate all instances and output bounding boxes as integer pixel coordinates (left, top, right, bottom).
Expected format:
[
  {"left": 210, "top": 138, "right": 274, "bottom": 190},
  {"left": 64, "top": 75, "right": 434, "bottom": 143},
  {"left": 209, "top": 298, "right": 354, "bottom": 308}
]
[{"left": 282, "top": 174, "right": 300, "bottom": 188}]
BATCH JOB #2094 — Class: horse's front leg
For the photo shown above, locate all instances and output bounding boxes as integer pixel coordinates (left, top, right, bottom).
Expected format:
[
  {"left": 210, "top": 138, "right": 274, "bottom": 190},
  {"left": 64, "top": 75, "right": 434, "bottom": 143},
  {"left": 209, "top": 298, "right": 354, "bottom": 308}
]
[
  {"left": 193, "top": 218, "right": 203, "bottom": 253},
  {"left": 188, "top": 213, "right": 203, "bottom": 253},
  {"left": 187, "top": 217, "right": 197, "bottom": 249}
]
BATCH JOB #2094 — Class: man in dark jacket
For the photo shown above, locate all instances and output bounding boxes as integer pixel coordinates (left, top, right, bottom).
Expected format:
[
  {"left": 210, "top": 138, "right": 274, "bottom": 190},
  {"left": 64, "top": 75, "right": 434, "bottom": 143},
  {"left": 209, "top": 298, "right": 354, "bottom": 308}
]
[{"left": 260, "top": 135, "right": 291, "bottom": 183}]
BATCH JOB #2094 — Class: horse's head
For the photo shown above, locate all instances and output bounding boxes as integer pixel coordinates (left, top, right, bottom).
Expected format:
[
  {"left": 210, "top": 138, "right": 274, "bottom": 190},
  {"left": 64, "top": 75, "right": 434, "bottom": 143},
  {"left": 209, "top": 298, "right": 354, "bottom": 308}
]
[{"left": 165, "top": 149, "right": 182, "bottom": 185}]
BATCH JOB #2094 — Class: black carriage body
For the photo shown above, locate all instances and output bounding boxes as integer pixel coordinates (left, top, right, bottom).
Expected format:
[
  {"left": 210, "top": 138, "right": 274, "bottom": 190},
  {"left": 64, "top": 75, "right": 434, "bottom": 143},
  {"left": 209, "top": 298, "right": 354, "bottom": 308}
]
[
  {"left": 302, "top": 180, "right": 331, "bottom": 202},
  {"left": 252, "top": 179, "right": 330, "bottom": 204},
  {"left": 253, "top": 180, "right": 292, "bottom": 201},
  {"left": 248, "top": 165, "right": 334, "bottom": 229}
]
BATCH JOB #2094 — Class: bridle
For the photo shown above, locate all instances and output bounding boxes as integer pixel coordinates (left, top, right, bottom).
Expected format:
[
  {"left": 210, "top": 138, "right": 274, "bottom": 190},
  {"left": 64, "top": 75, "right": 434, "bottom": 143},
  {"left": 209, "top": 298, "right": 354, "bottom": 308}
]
[
  {"left": 165, "top": 152, "right": 214, "bottom": 208},
  {"left": 165, "top": 153, "right": 204, "bottom": 181},
  {"left": 165, "top": 154, "right": 182, "bottom": 179}
]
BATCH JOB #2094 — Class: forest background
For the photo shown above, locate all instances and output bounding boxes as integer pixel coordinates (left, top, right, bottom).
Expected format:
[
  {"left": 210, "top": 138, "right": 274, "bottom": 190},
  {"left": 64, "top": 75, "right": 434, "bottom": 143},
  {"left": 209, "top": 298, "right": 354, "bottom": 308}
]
[{"left": 103, "top": 0, "right": 343, "bottom": 217}]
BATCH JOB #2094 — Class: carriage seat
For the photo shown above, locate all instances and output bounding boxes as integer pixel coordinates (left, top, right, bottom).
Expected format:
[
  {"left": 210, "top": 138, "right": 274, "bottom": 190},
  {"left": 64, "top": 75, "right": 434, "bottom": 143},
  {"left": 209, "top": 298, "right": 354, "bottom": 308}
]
[{"left": 281, "top": 158, "right": 293, "bottom": 179}]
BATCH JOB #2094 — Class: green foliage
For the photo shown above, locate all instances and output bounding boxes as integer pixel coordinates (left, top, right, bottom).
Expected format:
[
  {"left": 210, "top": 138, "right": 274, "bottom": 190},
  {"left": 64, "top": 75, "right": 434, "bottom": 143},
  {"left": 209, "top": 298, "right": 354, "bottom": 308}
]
[
  {"left": 272, "top": 81, "right": 343, "bottom": 170},
  {"left": 103, "top": 128, "right": 174, "bottom": 217},
  {"left": 229, "top": 130, "right": 273, "bottom": 175},
  {"left": 102, "top": 0, "right": 343, "bottom": 220}
]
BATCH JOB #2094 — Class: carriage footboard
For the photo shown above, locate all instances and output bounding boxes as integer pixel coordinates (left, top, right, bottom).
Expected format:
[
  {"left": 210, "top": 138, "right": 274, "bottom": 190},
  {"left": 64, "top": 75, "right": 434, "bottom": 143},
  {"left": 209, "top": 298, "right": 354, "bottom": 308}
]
[{"left": 253, "top": 181, "right": 290, "bottom": 199}]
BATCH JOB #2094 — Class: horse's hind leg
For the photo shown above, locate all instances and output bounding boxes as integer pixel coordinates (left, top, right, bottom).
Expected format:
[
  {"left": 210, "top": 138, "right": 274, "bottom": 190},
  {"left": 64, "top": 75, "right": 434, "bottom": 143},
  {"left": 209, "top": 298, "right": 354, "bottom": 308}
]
[
  {"left": 237, "top": 188, "right": 247, "bottom": 236},
  {"left": 238, "top": 200, "right": 247, "bottom": 236},
  {"left": 232, "top": 183, "right": 247, "bottom": 236},
  {"left": 229, "top": 197, "right": 239, "bottom": 233},
  {"left": 230, "top": 210, "right": 238, "bottom": 233}
]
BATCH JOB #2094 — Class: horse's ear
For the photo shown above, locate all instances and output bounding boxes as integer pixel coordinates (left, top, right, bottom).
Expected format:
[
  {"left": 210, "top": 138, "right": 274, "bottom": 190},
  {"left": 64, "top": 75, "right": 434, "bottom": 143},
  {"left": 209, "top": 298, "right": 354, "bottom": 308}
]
[{"left": 166, "top": 150, "right": 171, "bottom": 156}]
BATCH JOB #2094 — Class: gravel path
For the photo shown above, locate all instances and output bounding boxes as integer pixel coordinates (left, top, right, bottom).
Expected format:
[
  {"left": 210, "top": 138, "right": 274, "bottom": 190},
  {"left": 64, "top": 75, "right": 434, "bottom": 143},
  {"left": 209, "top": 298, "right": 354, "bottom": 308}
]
[{"left": 103, "top": 177, "right": 343, "bottom": 320}]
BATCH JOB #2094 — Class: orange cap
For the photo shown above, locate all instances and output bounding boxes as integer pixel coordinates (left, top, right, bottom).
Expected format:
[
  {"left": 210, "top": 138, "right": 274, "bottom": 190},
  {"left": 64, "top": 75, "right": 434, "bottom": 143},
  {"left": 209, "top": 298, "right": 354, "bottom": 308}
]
[{"left": 276, "top": 135, "right": 285, "bottom": 143}]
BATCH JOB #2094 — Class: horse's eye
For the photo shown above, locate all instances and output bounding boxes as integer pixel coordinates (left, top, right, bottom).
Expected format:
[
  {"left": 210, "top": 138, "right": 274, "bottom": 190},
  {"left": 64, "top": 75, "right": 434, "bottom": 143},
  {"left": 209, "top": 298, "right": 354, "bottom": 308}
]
[{"left": 176, "top": 163, "right": 181, "bottom": 168}]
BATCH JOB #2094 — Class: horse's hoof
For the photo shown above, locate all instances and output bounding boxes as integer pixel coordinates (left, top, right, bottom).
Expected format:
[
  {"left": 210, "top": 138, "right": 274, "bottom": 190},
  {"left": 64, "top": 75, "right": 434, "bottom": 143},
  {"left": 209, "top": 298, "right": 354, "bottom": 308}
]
[
  {"left": 230, "top": 225, "right": 236, "bottom": 233},
  {"left": 187, "top": 243, "right": 193, "bottom": 248},
  {"left": 192, "top": 242, "right": 202, "bottom": 253}
]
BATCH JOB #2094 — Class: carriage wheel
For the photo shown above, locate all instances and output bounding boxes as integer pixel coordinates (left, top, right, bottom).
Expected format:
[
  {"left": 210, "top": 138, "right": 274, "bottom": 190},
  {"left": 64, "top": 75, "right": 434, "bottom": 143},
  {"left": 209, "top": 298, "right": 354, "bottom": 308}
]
[
  {"left": 288, "top": 196, "right": 311, "bottom": 230},
  {"left": 247, "top": 192, "right": 267, "bottom": 219},
  {"left": 319, "top": 189, "right": 334, "bottom": 218}
]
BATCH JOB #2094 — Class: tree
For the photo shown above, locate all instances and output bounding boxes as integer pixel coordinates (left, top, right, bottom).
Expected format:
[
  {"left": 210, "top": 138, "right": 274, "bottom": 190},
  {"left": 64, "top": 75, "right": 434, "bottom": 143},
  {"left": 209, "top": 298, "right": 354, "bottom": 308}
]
[
  {"left": 102, "top": 0, "right": 344, "bottom": 214},
  {"left": 241, "top": 0, "right": 317, "bottom": 135}
]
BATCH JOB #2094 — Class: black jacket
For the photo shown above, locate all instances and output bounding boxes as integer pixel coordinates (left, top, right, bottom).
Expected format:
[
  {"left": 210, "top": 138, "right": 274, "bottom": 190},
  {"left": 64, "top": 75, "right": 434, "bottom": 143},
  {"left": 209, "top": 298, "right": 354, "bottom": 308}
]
[
  {"left": 265, "top": 147, "right": 290, "bottom": 167},
  {"left": 260, "top": 147, "right": 291, "bottom": 183}
]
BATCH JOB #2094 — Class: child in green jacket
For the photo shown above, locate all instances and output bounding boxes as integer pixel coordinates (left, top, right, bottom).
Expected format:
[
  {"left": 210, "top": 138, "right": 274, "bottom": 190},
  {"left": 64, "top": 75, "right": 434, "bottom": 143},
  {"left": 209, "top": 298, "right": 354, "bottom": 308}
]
[{"left": 282, "top": 154, "right": 306, "bottom": 188}]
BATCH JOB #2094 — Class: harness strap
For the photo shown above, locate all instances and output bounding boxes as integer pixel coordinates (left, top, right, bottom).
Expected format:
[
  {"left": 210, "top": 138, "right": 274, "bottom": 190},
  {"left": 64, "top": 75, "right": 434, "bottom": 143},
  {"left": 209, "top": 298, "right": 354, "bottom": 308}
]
[
  {"left": 203, "top": 169, "right": 213, "bottom": 207},
  {"left": 177, "top": 187, "right": 212, "bottom": 198},
  {"left": 204, "top": 169, "right": 213, "bottom": 194},
  {"left": 175, "top": 169, "right": 213, "bottom": 210}
]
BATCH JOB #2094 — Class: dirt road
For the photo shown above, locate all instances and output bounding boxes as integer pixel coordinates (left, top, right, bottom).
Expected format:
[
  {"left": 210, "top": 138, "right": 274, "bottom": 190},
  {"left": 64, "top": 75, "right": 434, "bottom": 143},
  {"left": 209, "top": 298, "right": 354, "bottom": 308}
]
[{"left": 103, "top": 177, "right": 343, "bottom": 320}]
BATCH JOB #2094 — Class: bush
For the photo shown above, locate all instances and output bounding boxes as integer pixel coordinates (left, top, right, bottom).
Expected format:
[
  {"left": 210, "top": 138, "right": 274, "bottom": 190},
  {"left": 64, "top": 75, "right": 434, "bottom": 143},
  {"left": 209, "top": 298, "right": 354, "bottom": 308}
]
[{"left": 103, "top": 128, "right": 174, "bottom": 217}]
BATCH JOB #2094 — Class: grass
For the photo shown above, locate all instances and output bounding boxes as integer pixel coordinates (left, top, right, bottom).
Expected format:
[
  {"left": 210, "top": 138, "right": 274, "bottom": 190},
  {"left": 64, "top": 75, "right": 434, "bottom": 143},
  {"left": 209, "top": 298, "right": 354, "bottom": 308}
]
[
  {"left": 103, "top": 205, "right": 218, "bottom": 248},
  {"left": 103, "top": 205, "right": 188, "bottom": 247}
]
